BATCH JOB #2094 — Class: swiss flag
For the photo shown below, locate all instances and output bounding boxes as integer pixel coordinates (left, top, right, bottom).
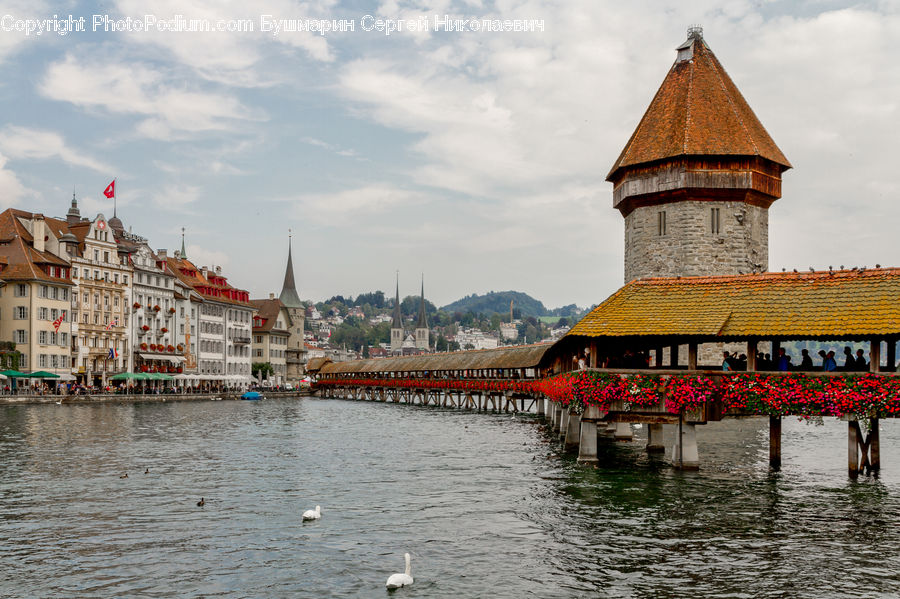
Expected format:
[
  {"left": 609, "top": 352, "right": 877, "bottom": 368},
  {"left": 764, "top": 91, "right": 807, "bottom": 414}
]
[{"left": 103, "top": 180, "right": 116, "bottom": 199}]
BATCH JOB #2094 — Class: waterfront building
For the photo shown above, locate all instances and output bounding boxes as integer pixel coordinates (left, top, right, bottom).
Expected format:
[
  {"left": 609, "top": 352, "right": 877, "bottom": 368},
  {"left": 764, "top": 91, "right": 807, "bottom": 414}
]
[
  {"left": 276, "top": 235, "right": 306, "bottom": 383},
  {"left": 129, "top": 244, "right": 180, "bottom": 374},
  {"left": 64, "top": 211, "right": 132, "bottom": 386},
  {"left": 250, "top": 296, "right": 291, "bottom": 385},
  {"left": 0, "top": 210, "right": 75, "bottom": 377},
  {"left": 166, "top": 249, "right": 254, "bottom": 388},
  {"left": 609, "top": 26, "right": 790, "bottom": 283}
]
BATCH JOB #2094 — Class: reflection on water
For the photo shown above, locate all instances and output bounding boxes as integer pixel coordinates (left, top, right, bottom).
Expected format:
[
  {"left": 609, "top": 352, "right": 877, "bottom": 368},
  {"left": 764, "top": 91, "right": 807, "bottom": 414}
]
[{"left": 2, "top": 400, "right": 899, "bottom": 597}]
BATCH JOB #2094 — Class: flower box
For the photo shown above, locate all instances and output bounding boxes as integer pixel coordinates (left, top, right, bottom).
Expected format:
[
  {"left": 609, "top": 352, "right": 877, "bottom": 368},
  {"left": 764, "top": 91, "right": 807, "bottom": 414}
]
[
  {"left": 153, "top": 305, "right": 161, "bottom": 311},
  {"left": 160, "top": 327, "right": 168, "bottom": 333},
  {"left": 141, "top": 325, "right": 150, "bottom": 331},
  {"left": 140, "top": 343, "right": 148, "bottom": 350},
  {"left": 133, "top": 302, "right": 141, "bottom": 309}
]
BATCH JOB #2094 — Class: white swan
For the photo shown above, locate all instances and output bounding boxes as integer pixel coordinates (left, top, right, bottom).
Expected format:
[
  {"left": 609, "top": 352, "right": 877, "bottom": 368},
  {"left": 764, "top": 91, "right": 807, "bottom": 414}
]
[
  {"left": 385, "top": 553, "right": 414, "bottom": 589},
  {"left": 302, "top": 505, "right": 321, "bottom": 521}
]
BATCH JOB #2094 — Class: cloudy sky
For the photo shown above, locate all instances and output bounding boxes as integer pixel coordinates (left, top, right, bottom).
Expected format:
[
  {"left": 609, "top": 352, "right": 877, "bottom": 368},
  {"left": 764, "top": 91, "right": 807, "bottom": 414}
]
[{"left": 1, "top": 1, "right": 898, "bottom": 309}]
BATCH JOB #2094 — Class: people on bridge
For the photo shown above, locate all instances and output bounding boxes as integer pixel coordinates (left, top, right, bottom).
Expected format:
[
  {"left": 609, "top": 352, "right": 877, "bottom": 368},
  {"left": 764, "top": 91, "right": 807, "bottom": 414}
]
[
  {"left": 722, "top": 351, "right": 732, "bottom": 371},
  {"left": 822, "top": 350, "right": 837, "bottom": 372},
  {"left": 799, "top": 349, "right": 813, "bottom": 371},
  {"left": 776, "top": 348, "right": 792, "bottom": 372},
  {"left": 855, "top": 348, "right": 868, "bottom": 371},
  {"left": 843, "top": 347, "right": 856, "bottom": 371}
]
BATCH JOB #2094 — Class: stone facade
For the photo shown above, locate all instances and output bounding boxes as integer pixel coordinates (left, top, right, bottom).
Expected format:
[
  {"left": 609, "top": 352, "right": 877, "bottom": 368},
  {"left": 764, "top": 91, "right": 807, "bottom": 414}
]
[{"left": 624, "top": 200, "right": 768, "bottom": 282}]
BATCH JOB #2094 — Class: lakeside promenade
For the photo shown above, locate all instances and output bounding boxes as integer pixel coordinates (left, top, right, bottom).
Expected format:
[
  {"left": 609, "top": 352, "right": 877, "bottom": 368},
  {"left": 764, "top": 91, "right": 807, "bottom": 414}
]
[{"left": 0, "top": 390, "right": 309, "bottom": 406}]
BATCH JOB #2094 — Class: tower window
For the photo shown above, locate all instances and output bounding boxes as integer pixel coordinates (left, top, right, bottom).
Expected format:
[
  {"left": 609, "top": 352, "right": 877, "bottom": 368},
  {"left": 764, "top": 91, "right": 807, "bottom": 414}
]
[
  {"left": 711, "top": 207, "right": 721, "bottom": 234},
  {"left": 658, "top": 211, "right": 667, "bottom": 236}
]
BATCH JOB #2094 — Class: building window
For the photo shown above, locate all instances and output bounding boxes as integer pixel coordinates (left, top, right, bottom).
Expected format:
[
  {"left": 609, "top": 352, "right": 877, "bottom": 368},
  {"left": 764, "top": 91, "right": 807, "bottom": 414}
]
[
  {"left": 657, "top": 211, "right": 667, "bottom": 236},
  {"left": 104, "top": 251, "right": 109, "bottom": 263},
  {"left": 14, "top": 284, "right": 27, "bottom": 297},
  {"left": 14, "top": 306, "right": 27, "bottom": 319},
  {"left": 39, "top": 354, "right": 48, "bottom": 368},
  {"left": 39, "top": 331, "right": 48, "bottom": 345},
  {"left": 14, "top": 330, "right": 27, "bottom": 343},
  {"left": 711, "top": 207, "right": 721, "bottom": 234}
]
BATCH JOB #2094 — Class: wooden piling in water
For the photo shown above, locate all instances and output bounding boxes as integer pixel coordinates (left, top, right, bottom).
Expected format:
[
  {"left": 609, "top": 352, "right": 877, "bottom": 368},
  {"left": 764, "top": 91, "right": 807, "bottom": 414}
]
[
  {"left": 870, "top": 417, "right": 881, "bottom": 473},
  {"left": 849, "top": 420, "right": 859, "bottom": 479},
  {"left": 769, "top": 415, "right": 782, "bottom": 471}
]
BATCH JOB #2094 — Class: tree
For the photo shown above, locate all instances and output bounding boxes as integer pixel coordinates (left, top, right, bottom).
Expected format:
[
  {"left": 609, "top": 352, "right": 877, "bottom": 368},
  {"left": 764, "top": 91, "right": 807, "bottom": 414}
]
[
  {"left": 252, "top": 362, "right": 274, "bottom": 381},
  {"left": 435, "top": 335, "right": 448, "bottom": 352}
]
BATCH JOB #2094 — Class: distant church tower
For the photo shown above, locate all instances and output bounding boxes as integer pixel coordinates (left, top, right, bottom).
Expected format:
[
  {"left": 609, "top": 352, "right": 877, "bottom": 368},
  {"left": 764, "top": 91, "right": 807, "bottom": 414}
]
[
  {"left": 608, "top": 26, "right": 791, "bottom": 282},
  {"left": 279, "top": 233, "right": 306, "bottom": 379},
  {"left": 390, "top": 273, "right": 403, "bottom": 353},
  {"left": 415, "top": 276, "right": 429, "bottom": 351}
]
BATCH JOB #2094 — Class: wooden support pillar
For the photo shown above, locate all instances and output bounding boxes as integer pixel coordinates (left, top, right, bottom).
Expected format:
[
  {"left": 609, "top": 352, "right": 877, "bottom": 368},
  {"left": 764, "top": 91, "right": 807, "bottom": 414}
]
[
  {"left": 747, "top": 340, "right": 758, "bottom": 372},
  {"left": 870, "top": 338, "right": 881, "bottom": 373},
  {"left": 769, "top": 415, "right": 782, "bottom": 471},
  {"left": 688, "top": 343, "right": 698, "bottom": 371},
  {"left": 589, "top": 340, "right": 598, "bottom": 368},
  {"left": 654, "top": 346, "right": 664, "bottom": 368},
  {"left": 669, "top": 344, "right": 678, "bottom": 368},
  {"left": 888, "top": 340, "right": 897, "bottom": 372},
  {"left": 647, "top": 424, "right": 665, "bottom": 453},
  {"left": 536, "top": 395, "right": 545, "bottom": 416},
  {"left": 849, "top": 420, "right": 859, "bottom": 479},
  {"left": 870, "top": 417, "right": 881, "bottom": 473}
]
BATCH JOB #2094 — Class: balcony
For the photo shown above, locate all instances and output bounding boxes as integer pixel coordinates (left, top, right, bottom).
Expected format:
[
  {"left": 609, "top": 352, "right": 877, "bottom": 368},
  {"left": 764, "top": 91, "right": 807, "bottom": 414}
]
[{"left": 233, "top": 336, "right": 252, "bottom": 345}]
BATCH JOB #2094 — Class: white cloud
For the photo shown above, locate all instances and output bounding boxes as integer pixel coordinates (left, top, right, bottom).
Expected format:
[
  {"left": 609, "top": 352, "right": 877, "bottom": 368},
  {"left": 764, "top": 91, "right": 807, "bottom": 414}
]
[
  {"left": 110, "top": 0, "right": 336, "bottom": 86},
  {"left": 150, "top": 184, "right": 202, "bottom": 212},
  {"left": 0, "top": 153, "right": 28, "bottom": 208},
  {"left": 287, "top": 184, "right": 428, "bottom": 223},
  {"left": 0, "top": 126, "right": 113, "bottom": 172},
  {"left": 185, "top": 245, "right": 230, "bottom": 271},
  {"left": 38, "top": 55, "right": 264, "bottom": 140},
  {"left": 0, "top": 1, "right": 47, "bottom": 65}
]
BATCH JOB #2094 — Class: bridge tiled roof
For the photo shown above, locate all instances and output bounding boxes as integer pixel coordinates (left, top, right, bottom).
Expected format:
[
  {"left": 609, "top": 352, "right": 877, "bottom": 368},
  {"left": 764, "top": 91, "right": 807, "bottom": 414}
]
[
  {"left": 607, "top": 33, "right": 790, "bottom": 181},
  {"left": 320, "top": 343, "right": 553, "bottom": 374},
  {"left": 568, "top": 269, "right": 900, "bottom": 340}
]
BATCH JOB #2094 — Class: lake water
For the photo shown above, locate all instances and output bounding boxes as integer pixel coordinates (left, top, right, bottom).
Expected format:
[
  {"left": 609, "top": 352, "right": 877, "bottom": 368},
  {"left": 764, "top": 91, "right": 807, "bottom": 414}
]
[{"left": 2, "top": 397, "right": 900, "bottom": 598}]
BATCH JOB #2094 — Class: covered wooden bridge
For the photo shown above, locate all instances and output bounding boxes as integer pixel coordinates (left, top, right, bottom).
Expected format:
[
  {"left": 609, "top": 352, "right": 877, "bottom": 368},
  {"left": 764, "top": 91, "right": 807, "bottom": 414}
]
[
  {"left": 315, "top": 268, "right": 900, "bottom": 477},
  {"left": 315, "top": 344, "right": 553, "bottom": 412},
  {"left": 548, "top": 268, "right": 900, "bottom": 475}
]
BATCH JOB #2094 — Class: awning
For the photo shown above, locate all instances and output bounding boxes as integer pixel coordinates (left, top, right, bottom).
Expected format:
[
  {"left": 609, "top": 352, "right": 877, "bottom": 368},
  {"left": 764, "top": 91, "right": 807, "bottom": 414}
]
[{"left": 137, "top": 353, "right": 186, "bottom": 363}]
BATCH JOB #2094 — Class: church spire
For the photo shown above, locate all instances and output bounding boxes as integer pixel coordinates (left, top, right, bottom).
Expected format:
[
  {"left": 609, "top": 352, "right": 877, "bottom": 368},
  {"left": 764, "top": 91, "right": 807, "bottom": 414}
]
[
  {"left": 416, "top": 274, "right": 427, "bottom": 329},
  {"left": 391, "top": 271, "right": 402, "bottom": 329},
  {"left": 278, "top": 230, "right": 302, "bottom": 308},
  {"left": 180, "top": 227, "right": 188, "bottom": 260}
]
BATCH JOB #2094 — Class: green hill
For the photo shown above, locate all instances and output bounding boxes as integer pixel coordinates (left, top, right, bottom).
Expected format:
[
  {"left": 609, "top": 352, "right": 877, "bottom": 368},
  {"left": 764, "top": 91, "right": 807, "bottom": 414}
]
[{"left": 440, "top": 291, "right": 549, "bottom": 318}]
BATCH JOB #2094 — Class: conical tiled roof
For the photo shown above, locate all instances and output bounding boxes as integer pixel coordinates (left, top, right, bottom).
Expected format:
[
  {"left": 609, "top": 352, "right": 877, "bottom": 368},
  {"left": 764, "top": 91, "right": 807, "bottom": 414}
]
[
  {"left": 607, "top": 29, "right": 791, "bottom": 181},
  {"left": 279, "top": 236, "right": 302, "bottom": 308}
]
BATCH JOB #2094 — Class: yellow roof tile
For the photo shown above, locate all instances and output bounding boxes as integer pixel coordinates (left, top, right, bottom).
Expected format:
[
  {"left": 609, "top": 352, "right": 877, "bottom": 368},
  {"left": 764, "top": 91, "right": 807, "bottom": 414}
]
[{"left": 568, "top": 269, "right": 900, "bottom": 339}]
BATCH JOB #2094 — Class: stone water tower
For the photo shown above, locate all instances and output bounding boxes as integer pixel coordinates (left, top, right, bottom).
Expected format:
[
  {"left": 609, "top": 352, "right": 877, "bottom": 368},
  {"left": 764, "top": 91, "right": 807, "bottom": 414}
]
[{"left": 608, "top": 26, "right": 791, "bottom": 282}]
